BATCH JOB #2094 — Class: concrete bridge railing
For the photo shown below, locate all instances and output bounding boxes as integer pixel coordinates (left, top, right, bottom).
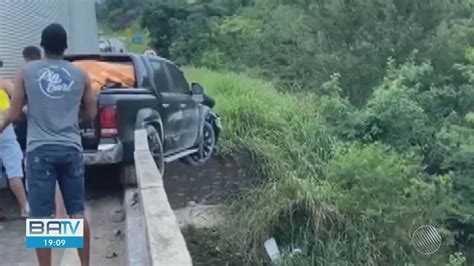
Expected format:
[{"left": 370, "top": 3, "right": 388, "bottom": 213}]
[{"left": 132, "top": 128, "right": 192, "bottom": 266}]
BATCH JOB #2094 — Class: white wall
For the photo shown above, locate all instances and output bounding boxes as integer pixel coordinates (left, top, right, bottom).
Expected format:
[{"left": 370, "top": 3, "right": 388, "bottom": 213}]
[
  {"left": 0, "top": 0, "right": 99, "bottom": 80},
  {"left": 68, "top": 0, "right": 100, "bottom": 54}
]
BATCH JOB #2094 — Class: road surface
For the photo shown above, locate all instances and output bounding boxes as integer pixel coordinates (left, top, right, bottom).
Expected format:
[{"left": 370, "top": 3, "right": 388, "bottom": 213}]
[
  {"left": 0, "top": 166, "right": 124, "bottom": 266},
  {"left": 0, "top": 156, "right": 252, "bottom": 265}
]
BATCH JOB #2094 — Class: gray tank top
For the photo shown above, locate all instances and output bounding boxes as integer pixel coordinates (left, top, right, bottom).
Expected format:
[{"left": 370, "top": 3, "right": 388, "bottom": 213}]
[{"left": 24, "top": 59, "right": 85, "bottom": 152}]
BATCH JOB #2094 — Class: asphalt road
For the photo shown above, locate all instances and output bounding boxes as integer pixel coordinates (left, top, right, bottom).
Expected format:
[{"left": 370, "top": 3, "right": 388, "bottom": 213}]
[
  {"left": 0, "top": 166, "right": 125, "bottom": 266},
  {"left": 0, "top": 156, "right": 251, "bottom": 265}
]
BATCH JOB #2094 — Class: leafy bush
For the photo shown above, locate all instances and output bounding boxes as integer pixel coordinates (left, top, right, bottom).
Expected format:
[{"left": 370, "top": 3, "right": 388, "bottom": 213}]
[
  {"left": 316, "top": 73, "right": 362, "bottom": 140},
  {"left": 437, "top": 125, "right": 474, "bottom": 223},
  {"left": 324, "top": 143, "right": 454, "bottom": 264},
  {"left": 362, "top": 81, "right": 433, "bottom": 149},
  {"left": 198, "top": 49, "right": 227, "bottom": 70},
  {"left": 447, "top": 252, "right": 467, "bottom": 266}
]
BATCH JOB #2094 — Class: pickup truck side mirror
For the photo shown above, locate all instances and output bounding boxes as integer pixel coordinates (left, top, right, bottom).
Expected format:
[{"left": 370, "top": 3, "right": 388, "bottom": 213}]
[{"left": 191, "top": 83, "right": 204, "bottom": 95}]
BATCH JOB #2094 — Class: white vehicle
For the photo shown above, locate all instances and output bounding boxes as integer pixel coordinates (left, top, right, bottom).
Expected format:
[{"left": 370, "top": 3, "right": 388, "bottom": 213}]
[
  {"left": 99, "top": 39, "right": 113, "bottom": 53},
  {"left": 0, "top": 0, "right": 99, "bottom": 79},
  {"left": 99, "top": 37, "right": 127, "bottom": 53},
  {"left": 144, "top": 49, "right": 157, "bottom": 57}
]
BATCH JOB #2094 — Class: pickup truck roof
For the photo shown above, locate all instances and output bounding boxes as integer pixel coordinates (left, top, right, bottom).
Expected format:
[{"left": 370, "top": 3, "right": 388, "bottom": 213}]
[
  {"left": 65, "top": 53, "right": 182, "bottom": 91},
  {"left": 65, "top": 53, "right": 177, "bottom": 66}
]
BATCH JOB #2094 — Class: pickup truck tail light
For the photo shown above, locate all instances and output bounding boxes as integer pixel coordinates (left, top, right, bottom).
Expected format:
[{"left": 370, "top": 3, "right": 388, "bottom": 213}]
[{"left": 99, "top": 106, "right": 118, "bottom": 138}]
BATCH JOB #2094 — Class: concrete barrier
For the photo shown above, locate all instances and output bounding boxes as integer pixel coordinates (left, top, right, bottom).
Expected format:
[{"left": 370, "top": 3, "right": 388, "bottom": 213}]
[{"left": 133, "top": 129, "right": 193, "bottom": 266}]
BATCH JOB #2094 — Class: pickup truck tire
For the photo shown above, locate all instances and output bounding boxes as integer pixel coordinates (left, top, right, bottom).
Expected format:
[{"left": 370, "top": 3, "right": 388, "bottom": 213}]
[
  {"left": 147, "top": 125, "right": 165, "bottom": 175},
  {"left": 181, "top": 121, "right": 216, "bottom": 166}
]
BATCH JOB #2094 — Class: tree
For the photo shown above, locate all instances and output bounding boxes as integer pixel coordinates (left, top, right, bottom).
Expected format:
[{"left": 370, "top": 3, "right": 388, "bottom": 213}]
[
  {"left": 141, "top": 0, "right": 229, "bottom": 61},
  {"left": 97, "top": 0, "right": 145, "bottom": 31},
  {"left": 141, "top": 0, "right": 190, "bottom": 58}
]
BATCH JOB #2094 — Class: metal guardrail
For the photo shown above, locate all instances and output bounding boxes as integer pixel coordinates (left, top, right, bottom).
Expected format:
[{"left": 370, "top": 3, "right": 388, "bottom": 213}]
[{"left": 133, "top": 129, "right": 192, "bottom": 266}]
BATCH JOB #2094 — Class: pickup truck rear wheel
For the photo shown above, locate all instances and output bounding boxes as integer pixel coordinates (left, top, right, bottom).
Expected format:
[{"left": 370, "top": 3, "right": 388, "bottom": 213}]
[
  {"left": 147, "top": 125, "right": 165, "bottom": 175},
  {"left": 181, "top": 121, "right": 216, "bottom": 166}
]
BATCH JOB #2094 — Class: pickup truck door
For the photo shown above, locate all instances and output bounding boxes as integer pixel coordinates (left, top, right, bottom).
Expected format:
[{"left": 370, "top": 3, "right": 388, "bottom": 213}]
[
  {"left": 163, "top": 63, "right": 200, "bottom": 151},
  {"left": 148, "top": 59, "right": 182, "bottom": 155}
]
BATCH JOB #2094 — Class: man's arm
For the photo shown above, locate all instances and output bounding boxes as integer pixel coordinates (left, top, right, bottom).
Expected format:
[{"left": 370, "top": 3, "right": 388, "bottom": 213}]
[
  {"left": 82, "top": 72, "right": 97, "bottom": 121},
  {"left": 0, "top": 71, "right": 26, "bottom": 132},
  {"left": 0, "top": 77, "right": 28, "bottom": 115},
  {"left": 5, "top": 70, "right": 26, "bottom": 125},
  {"left": 0, "top": 78, "right": 15, "bottom": 97},
  {"left": 1, "top": 78, "right": 28, "bottom": 117}
]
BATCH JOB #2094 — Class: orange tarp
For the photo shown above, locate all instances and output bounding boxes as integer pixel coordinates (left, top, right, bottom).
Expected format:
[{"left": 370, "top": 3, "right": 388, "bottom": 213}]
[{"left": 73, "top": 60, "right": 135, "bottom": 93}]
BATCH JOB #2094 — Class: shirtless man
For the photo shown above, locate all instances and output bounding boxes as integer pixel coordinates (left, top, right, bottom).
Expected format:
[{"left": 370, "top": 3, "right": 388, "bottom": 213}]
[{"left": 0, "top": 77, "right": 29, "bottom": 219}]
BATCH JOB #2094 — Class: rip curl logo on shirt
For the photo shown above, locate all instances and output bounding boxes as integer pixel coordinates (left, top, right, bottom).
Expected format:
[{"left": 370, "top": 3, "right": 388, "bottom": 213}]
[{"left": 37, "top": 66, "right": 75, "bottom": 99}]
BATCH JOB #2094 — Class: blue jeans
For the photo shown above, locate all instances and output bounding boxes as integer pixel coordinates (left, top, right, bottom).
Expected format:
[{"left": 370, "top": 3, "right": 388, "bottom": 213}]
[
  {"left": 26, "top": 145, "right": 85, "bottom": 217},
  {"left": 0, "top": 125, "right": 24, "bottom": 179}
]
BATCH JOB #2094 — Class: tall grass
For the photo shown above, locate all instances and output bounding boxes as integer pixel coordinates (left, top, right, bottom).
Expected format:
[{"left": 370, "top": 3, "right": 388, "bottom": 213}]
[
  {"left": 185, "top": 67, "right": 336, "bottom": 178},
  {"left": 183, "top": 67, "right": 457, "bottom": 265}
]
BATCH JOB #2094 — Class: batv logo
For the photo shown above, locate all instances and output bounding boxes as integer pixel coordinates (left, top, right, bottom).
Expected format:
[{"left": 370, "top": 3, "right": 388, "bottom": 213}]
[
  {"left": 28, "top": 220, "right": 81, "bottom": 235},
  {"left": 37, "top": 66, "right": 75, "bottom": 99},
  {"left": 25, "top": 219, "right": 84, "bottom": 249}
]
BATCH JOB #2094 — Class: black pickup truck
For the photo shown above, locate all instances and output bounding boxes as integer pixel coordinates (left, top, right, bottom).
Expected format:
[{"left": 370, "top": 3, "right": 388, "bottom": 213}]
[{"left": 13, "top": 53, "right": 222, "bottom": 181}]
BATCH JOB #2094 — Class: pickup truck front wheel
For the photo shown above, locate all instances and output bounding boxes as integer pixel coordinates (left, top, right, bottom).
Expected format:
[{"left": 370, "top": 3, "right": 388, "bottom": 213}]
[
  {"left": 181, "top": 121, "right": 216, "bottom": 166},
  {"left": 147, "top": 125, "right": 165, "bottom": 175}
]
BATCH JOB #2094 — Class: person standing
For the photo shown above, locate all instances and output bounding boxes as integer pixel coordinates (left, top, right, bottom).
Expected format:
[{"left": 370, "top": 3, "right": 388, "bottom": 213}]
[
  {"left": 0, "top": 23, "right": 97, "bottom": 266},
  {"left": 0, "top": 77, "right": 29, "bottom": 218},
  {"left": 22, "top": 46, "right": 42, "bottom": 62},
  {"left": 22, "top": 45, "right": 68, "bottom": 219}
]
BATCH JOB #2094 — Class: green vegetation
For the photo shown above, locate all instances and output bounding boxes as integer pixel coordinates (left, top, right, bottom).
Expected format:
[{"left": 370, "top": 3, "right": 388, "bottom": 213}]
[
  {"left": 182, "top": 225, "right": 245, "bottom": 265},
  {"left": 142, "top": 0, "right": 474, "bottom": 105},
  {"left": 96, "top": 0, "right": 144, "bottom": 31},
  {"left": 98, "top": 0, "right": 474, "bottom": 264},
  {"left": 123, "top": 32, "right": 150, "bottom": 53},
  {"left": 184, "top": 61, "right": 472, "bottom": 264},
  {"left": 96, "top": 0, "right": 150, "bottom": 53}
]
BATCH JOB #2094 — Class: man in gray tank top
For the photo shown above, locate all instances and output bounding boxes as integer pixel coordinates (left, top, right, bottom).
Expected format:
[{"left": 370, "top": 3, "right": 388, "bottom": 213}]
[{"left": 0, "top": 23, "right": 97, "bottom": 266}]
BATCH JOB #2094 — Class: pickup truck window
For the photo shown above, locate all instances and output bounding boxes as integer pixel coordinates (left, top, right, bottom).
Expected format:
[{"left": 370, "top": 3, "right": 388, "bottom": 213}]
[
  {"left": 166, "top": 64, "right": 190, "bottom": 94},
  {"left": 150, "top": 60, "right": 171, "bottom": 92}
]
